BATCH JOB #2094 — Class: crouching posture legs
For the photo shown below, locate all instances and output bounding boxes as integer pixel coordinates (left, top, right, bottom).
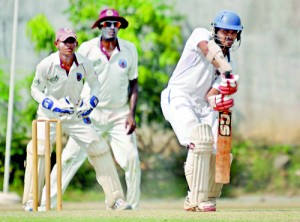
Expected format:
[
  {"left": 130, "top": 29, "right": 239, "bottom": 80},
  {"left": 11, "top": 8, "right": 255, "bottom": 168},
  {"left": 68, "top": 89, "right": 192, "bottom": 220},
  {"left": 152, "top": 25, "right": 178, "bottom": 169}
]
[
  {"left": 78, "top": 139, "right": 132, "bottom": 210},
  {"left": 184, "top": 123, "right": 216, "bottom": 212}
]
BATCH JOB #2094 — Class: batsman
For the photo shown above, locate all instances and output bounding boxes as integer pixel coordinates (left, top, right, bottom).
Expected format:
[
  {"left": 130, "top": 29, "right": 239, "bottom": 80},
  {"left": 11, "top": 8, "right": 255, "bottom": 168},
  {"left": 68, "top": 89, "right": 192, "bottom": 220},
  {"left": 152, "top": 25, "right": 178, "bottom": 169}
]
[{"left": 160, "top": 10, "right": 243, "bottom": 212}]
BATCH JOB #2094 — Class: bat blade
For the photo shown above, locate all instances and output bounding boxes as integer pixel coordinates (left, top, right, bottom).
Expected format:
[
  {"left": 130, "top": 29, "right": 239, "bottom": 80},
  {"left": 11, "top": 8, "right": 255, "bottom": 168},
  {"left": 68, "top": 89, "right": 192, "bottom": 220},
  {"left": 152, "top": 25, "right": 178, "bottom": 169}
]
[{"left": 215, "top": 109, "right": 232, "bottom": 184}]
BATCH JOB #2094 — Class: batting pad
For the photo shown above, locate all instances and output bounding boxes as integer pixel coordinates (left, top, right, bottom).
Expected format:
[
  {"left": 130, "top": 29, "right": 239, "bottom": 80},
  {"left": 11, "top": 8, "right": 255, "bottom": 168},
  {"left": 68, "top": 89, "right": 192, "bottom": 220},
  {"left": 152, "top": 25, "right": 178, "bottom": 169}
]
[
  {"left": 185, "top": 123, "right": 213, "bottom": 207},
  {"left": 23, "top": 151, "right": 45, "bottom": 205},
  {"left": 87, "top": 141, "right": 125, "bottom": 207}
]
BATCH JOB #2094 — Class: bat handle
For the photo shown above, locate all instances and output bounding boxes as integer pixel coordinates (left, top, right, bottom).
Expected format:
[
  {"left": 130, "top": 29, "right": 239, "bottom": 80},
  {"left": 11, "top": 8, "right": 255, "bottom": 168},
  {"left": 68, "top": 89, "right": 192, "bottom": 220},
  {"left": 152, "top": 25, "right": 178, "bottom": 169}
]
[{"left": 224, "top": 71, "right": 231, "bottom": 79}]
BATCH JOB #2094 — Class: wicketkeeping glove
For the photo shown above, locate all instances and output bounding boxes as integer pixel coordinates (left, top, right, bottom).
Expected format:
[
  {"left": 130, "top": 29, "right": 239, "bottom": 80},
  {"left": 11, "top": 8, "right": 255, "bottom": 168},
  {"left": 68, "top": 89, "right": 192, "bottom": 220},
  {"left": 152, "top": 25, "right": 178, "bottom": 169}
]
[
  {"left": 41, "top": 96, "right": 74, "bottom": 116},
  {"left": 219, "top": 74, "right": 239, "bottom": 95},
  {"left": 208, "top": 94, "right": 234, "bottom": 111},
  {"left": 76, "top": 96, "right": 99, "bottom": 118}
]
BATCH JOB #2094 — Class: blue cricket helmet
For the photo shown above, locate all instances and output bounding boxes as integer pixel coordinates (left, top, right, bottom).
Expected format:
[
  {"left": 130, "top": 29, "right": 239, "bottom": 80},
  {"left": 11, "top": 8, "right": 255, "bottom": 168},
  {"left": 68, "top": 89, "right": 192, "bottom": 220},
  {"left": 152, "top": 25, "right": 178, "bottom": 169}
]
[{"left": 212, "top": 10, "right": 243, "bottom": 31}]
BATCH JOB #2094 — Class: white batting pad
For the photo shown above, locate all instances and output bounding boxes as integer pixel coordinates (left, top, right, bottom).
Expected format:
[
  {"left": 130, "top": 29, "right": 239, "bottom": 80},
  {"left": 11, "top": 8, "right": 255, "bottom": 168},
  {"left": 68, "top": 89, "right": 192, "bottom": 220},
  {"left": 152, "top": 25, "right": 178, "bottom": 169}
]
[
  {"left": 22, "top": 151, "right": 45, "bottom": 205},
  {"left": 185, "top": 124, "right": 213, "bottom": 207},
  {"left": 87, "top": 147, "right": 125, "bottom": 207}
]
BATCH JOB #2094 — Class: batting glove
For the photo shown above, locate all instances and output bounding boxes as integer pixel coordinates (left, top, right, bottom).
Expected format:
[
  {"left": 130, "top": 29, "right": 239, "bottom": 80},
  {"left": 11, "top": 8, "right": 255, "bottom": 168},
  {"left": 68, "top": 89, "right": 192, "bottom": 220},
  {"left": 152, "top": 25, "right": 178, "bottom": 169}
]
[
  {"left": 42, "top": 96, "right": 74, "bottom": 116},
  {"left": 219, "top": 74, "right": 240, "bottom": 95},
  {"left": 76, "top": 96, "right": 99, "bottom": 118},
  {"left": 208, "top": 94, "right": 234, "bottom": 111}
]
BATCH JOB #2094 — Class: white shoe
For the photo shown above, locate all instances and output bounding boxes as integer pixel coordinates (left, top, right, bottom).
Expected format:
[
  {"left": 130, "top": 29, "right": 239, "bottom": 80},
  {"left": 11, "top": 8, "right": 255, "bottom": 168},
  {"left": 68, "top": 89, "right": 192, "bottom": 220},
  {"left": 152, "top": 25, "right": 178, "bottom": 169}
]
[
  {"left": 183, "top": 196, "right": 198, "bottom": 211},
  {"left": 23, "top": 200, "right": 33, "bottom": 212},
  {"left": 183, "top": 196, "right": 216, "bottom": 212},
  {"left": 198, "top": 201, "right": 216, "bottom": 212},
  {"left": 108, "top": 198, "right": 132, "bottom": 210},
  {"left": 38, "top": 205, "right": 46, "bottom": 212}
]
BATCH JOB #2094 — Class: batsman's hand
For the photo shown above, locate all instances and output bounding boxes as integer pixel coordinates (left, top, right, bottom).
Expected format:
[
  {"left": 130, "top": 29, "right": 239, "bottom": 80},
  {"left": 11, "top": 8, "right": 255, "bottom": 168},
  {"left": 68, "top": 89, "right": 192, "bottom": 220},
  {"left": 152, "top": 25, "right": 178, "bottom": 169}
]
[
  {"left": 219, "top": 74, "right": 240, "bottom": 95},
  {"left": 208, "top": 94, "right": 234, "bottom": 111},
  {"left": 42, "top": 96, "right": 74, "bottom": 116},
  {"left": 76, "top": 96, "right": 99, "bottom": 118}
]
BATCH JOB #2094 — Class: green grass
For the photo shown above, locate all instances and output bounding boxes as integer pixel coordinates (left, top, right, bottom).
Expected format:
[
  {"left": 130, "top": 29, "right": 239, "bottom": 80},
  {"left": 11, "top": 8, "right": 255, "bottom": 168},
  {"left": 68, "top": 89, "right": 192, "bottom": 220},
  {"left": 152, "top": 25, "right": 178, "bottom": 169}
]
[{"left": 1, "top": 197, "right": 300, "bottom": 222}]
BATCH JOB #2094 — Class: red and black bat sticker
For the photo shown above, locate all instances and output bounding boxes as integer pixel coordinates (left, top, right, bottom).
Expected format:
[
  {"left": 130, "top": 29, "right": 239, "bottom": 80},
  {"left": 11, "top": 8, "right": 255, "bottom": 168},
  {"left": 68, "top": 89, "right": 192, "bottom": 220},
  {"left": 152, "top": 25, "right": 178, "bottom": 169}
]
[{"left": 218, "top": 110, "right": 232, "bottom": 136}]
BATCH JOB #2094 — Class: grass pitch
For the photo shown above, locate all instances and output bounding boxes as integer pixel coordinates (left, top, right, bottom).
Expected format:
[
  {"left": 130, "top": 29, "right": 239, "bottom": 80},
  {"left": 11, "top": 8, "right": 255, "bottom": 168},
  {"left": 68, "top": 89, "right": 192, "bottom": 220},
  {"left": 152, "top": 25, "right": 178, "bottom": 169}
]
[{"left": 1, "top": 196, "right": 299, "bottom": 222}]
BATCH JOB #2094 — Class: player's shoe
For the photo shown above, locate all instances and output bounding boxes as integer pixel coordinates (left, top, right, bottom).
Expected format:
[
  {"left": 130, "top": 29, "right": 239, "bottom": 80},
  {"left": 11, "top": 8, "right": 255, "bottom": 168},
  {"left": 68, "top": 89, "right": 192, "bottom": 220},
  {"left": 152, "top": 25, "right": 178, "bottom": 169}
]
[
  {"left": 198, "top": 201, "right": 216, "bottom": 212},
  {"left": 23, "top": 200, "right": 33, "bottom": 212},
  {"left": 108, "top": 198, "right": 132, "bottom": 210},
  {"left": 208, "top": 197, "right": 217, "bottom": 207},
  {"left": 183, "top": 196, "right": 216, "bottom": 212},
  {"left": 38, "top": 205, "right": 46, "bottom": 212}
]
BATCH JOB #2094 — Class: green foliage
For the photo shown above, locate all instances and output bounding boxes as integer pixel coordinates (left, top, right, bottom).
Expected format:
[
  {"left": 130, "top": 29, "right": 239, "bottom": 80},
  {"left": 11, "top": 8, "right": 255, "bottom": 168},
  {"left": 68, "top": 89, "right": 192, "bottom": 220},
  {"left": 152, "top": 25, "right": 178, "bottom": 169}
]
[
  {"left": 0, "top": 70, "right": 10, "bottom": 187},
  {"left": 228, "top": 141, "right": 300, "bottom": 196},
  {"left": 0, "top": 69, "right": 9, "bottom": 138},
  {"left": 26, "top": 14, "right": 56, "bottom": 53},
  {"left": 0, "top": 69, "right": 33, "bottom": 193}
]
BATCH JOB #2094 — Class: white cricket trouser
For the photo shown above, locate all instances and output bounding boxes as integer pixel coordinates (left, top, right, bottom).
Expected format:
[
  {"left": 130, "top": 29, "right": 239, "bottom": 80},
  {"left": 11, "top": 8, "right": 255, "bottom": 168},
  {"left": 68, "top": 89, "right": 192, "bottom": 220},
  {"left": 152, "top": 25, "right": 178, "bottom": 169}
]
[
  {"left": 41, "top": 105, "right": 141, "bottom": 209},
  {"left": 160, "top": 88, "right": 218, "bottom": 150},
  {"left": 161, "top": 88, "right": 221, "bottom": 204}
]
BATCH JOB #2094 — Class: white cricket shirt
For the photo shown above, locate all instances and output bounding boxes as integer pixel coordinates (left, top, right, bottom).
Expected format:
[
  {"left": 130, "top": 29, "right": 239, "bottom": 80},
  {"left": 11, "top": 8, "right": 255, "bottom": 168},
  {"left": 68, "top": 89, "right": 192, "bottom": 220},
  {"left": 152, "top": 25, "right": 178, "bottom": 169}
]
[
  {"left": 31, "top": 51, "right": 100, "bottom": 116},
  {"left": 78, "top": 37, "right": 138, "bottom": 109},
  {"left": 167, "top": 28, "right": 220, "bottom": 100}
]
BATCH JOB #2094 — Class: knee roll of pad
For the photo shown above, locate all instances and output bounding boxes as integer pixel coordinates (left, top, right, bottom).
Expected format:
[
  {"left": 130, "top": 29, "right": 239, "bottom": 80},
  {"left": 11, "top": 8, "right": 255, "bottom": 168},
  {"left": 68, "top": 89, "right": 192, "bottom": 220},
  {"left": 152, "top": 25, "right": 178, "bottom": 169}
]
[
  {"left": 26, "top": 139, "right": 48, "bottom": 155},
  {"left": 190, "top": 123, "right": 214, "bottom": 153}
]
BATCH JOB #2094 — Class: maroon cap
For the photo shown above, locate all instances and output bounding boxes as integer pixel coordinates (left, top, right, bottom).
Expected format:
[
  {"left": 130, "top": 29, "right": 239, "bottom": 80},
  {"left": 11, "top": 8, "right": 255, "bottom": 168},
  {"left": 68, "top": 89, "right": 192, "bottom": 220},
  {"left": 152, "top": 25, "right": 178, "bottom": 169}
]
[
  {"left": 55, "top": 27, "right": 77, "bottom": 41},
  {"left": 92, "top": 9, "right": 128, "bottom": 29}
]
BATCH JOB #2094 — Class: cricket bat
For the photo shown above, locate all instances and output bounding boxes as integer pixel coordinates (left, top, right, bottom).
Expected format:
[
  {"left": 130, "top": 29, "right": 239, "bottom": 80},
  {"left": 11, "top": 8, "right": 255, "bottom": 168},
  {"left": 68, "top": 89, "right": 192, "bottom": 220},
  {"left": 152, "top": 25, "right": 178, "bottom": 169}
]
[
  {"left": 215, "top": 109, "right": 232, "bottom": 184},
  {"left": 215, "top": 71, "right": 233, "bottom": 184}
]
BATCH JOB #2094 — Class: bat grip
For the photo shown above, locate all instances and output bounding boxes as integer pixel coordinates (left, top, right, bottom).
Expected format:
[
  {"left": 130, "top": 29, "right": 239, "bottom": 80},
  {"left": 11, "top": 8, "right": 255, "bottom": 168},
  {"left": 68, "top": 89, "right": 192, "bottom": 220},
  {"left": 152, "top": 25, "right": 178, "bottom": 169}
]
[{"left": 224, "top": 71, "right": 231, "bottom": 79}]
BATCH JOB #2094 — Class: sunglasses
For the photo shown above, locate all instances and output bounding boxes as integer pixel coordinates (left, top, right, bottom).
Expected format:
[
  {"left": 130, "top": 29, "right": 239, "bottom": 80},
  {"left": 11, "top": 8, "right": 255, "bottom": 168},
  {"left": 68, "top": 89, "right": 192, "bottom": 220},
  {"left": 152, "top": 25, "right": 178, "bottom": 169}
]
[
  {"left": 62, "top": 37, "right": 77, "bottom": 44},
  {"left": 99, "top": 21, "right": 121, "bottom": 28}
]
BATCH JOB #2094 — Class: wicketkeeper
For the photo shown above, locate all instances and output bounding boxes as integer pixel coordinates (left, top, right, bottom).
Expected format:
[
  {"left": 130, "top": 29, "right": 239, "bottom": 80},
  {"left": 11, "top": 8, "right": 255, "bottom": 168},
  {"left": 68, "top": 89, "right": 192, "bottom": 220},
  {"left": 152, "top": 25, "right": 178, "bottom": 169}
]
[
  {"left": 160, "top": 10, "right": 243, "bottom": 212},
  {"left": 23, "top": 27, "right": 130, "bottom": 211}
]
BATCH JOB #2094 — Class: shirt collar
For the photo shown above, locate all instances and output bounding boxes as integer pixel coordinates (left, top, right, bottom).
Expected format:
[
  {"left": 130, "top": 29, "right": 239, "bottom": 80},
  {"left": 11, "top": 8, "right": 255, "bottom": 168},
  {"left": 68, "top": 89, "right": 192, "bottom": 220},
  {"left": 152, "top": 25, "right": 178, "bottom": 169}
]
[
  {"left": 53, "top": 51, "right": 81, "bottom": 67},
  {"left": 99, "top": 36, "right": 121, "bottom": 59}
]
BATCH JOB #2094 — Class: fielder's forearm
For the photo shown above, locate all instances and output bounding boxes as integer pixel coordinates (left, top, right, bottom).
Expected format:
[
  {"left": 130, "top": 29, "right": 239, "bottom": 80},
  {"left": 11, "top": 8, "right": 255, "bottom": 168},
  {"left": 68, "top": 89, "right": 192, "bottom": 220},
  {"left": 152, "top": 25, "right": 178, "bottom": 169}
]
[{"left": 128, "top": 79, "right": 138, "bottom": 116}]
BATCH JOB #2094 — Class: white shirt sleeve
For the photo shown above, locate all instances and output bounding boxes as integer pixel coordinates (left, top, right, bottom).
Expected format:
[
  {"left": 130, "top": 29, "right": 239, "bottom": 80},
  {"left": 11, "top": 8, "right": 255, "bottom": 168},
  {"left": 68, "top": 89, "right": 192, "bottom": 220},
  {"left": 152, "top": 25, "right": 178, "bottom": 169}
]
[
  {"left": 31, "top": 61, "right": 48, "bottom": 103},
  {"left": 128, "top": 43, "right": 138, "bottom": 80},
  {"left": 186, "top": 28, "right": 211, "bottom": 51}
]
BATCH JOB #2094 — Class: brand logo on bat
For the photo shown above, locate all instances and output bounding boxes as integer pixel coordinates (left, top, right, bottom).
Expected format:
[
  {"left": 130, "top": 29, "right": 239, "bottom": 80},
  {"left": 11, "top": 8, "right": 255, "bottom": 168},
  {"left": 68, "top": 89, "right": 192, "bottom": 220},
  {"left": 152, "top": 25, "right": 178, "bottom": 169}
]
[{"left": 219, "top": 112, "right": 231, "bottom": 136}]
